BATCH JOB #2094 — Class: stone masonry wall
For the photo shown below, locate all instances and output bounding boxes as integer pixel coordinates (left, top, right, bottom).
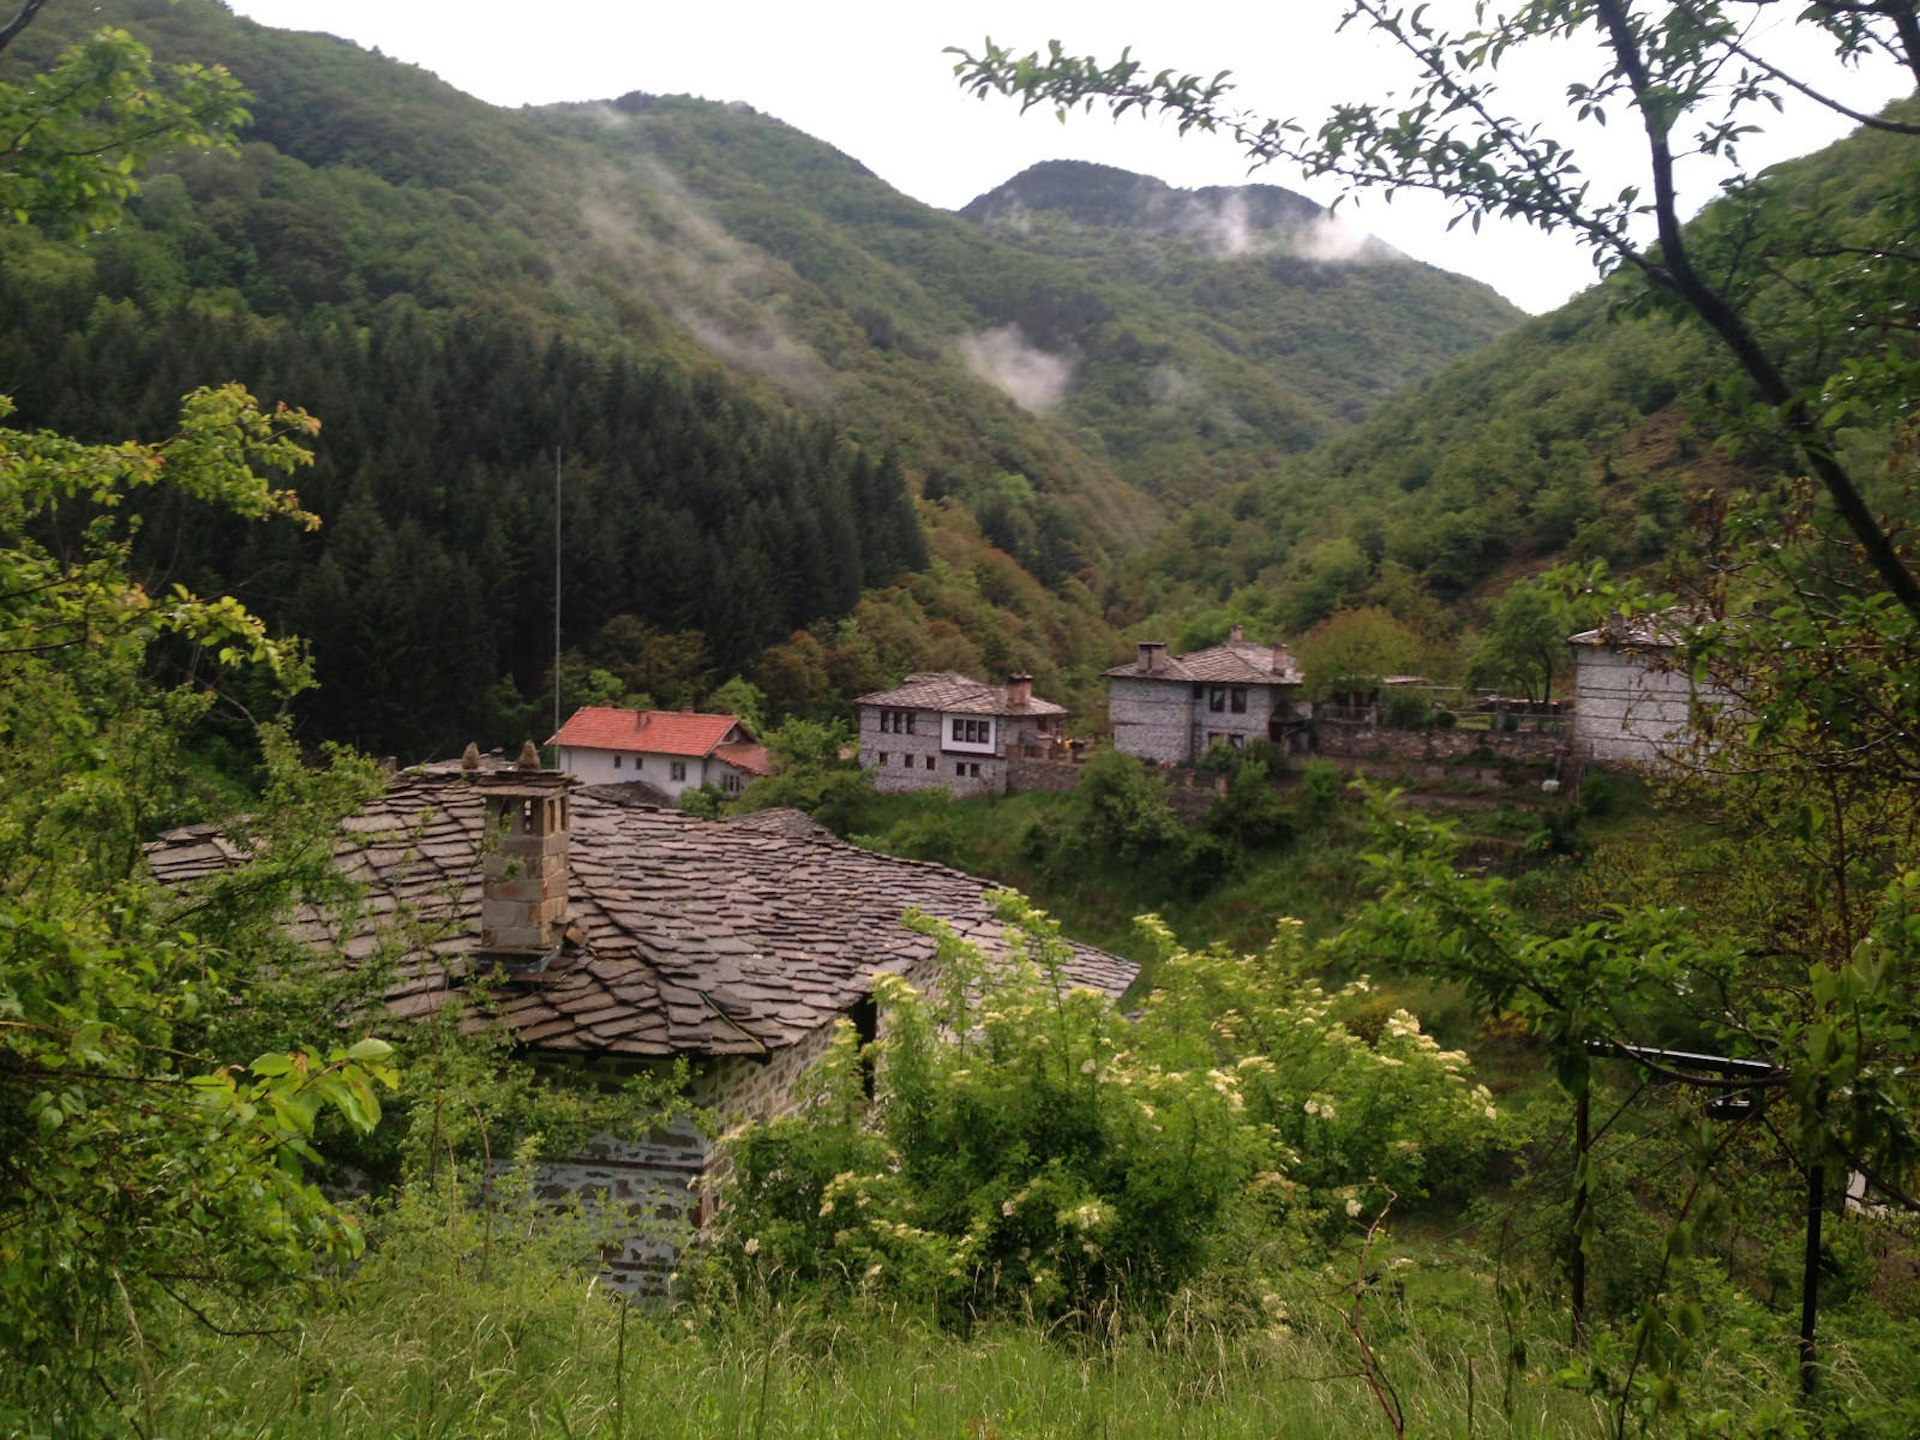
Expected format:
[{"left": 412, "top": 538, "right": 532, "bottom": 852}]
[
  {"left": 1313, "top": 719, "right": 1565, "bottom": 766},
  {"left": 861, "top": 706, "right": 947, "bottom": 793},
  {"left": 1109, "top": 676, "right": 1194, "bottom": 764},
  {"left": 1571, "top": 648, "right": 1701, "bottom": 766},
  {"left": 533, "top": 954, "right": 947, "bottom": 1291}
]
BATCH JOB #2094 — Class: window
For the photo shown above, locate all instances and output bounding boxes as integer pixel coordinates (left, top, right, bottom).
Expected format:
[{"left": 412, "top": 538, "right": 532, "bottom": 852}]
[
  {"left": 1230, "top": 687, "right": 1248, "bottom": 714},
  {"left": 878, "top": 752, "right": 889, "bottom": 766},
  {"left": 1209, "top": 687, "right": 1227, "bottom": 713},
  {"left": 905, "top": 711, "right": 916, "bottom": 735},
  {"left": 670, "top": 761, "right": 687, "bottom": 783},
  {"left": 948, "top": 718, "right": 990, "bottom": 745},
  {"left": 612, "top": 754, "right": 622, "bottom": 770},
  {"left": 955, "top": 762, "right": 964, "bottom": 775},
  {"left": 880, "top": 707, "right": 917, "bottom": 734},
  {"left": 925, "top": 756, "right": 934, "bottom": 770},
  {"left": 724, "top": 773, "right": 744, "bottom": 794},
  {"left": 1192, "top": 684, "right": 1205, "bottom": 698}
]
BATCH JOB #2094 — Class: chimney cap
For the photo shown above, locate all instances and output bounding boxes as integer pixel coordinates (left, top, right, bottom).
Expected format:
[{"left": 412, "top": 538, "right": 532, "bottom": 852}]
[{"left": 461, "top": 742, "right": 481, "bottom": 773}]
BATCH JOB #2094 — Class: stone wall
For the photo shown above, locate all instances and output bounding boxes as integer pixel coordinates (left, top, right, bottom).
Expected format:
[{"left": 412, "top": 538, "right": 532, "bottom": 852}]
[
  {"left": 1007, "top": 754, "right": 1084, "bottom": 793},
  {"left": 1314, "top": 719, "right": 1566, "bottom": 766},
  {"left": 861, "top": 706, "right": 1008, "bottom": 796},
  {"left": 531, "top": 953, "right": 947, "bottom": 1291},
  {"left": 1108, "top": 676, "right": 1195, "bottom": 764},
  {"left": 860, "top": 705, "right": 947, "bottom": 792},
  {"left": 1571, "top": 647, "right": 1706, "bottom": 767}
]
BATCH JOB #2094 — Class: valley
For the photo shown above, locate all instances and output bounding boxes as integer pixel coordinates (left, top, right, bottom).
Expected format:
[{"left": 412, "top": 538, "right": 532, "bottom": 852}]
[{"left": 4, "top": 2, "right": 1920, "bottom": 1435}]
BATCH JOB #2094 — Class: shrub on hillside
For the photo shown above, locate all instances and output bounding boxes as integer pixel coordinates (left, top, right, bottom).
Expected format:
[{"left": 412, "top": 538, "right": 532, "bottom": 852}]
[{"left": 711, "top": 896, "right": 1497, "bottom": 1323}]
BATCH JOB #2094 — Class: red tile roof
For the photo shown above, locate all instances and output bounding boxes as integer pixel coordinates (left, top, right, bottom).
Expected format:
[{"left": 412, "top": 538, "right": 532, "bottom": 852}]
[
  {"left": 711, "top": 741, "right": 773, "bottom": 778},
  {"left": 548, "top": 706, "right": 743, "bottom": 759}
]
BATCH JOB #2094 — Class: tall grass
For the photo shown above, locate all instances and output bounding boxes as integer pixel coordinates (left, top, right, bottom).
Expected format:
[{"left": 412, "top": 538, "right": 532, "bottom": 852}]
[{"left": 134, "top": 1266, "right": 1617, "bottom": 1439}]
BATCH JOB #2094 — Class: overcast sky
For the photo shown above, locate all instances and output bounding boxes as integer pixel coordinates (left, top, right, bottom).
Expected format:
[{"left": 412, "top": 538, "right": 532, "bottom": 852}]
[{"left": 225, "top": 1, "right": 1912, "bottom": 314}]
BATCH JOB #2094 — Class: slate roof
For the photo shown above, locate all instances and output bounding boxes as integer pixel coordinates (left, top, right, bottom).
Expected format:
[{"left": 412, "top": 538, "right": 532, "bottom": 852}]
[
  {"left": 854, "top": 672, "right": 1066, "bottom": 717},
  {"left": 548, "top": 706, "right": 743, "bottom": 758},
  {"left": 1105, "top": 639, "right": 1303, "bottom": 685},
  {"left": 144, "top": 770, "right": 1135, "bottom": 1061},
  {"left": 1568, "top": 612, "right": 1692, "bottom": 650}
]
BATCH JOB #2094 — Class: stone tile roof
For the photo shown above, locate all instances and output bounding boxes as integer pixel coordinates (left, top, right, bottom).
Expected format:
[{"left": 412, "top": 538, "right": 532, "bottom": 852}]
[
  {"left": 1568, "top": 611, "right": 1693, "bottom": 649},
  {"left": 854, "top": 673, "right": 1067, "bottom": 718},
  {"left": 548, "top": 706, "right": 743, "bottom": 757},
  {"left": 144, "top": 774, "right": 1135, "bottom": 1061},
  {"left": 1105, "top": 639, "right": 1303, "bottom": 685}
]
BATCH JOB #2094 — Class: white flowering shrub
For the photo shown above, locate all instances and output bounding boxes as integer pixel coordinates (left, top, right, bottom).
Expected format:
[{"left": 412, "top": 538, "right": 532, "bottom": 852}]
[
  {"left": 714, "top": 896, "right": 1495, "bottom": 1320},
  {"left": 1135, "top": 916, "right": 1499, "bottom": 1218}
]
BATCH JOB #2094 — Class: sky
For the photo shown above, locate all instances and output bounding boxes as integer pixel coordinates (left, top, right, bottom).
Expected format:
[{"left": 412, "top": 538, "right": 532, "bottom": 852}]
[{"left": 224, "top": 1, "right": 1914, "bottom": 314}]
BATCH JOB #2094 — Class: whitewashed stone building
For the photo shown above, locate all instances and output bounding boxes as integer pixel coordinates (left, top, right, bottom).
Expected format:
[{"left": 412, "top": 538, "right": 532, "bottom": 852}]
[
  {"left": 855, "top": 672, "right": 1066, "bottom": 797},
  {"left": 1568, "top": 613, "right": 1725, "bottom": 767},
  {"left": 1105, "top": 627, "right": 1310, "bottom": 764},
  {"left": 549, "top": 706, "right": 770, "bottom": 800},
  {"left": 145, "top": 754, "right": 1133, "bottom": 1287}
]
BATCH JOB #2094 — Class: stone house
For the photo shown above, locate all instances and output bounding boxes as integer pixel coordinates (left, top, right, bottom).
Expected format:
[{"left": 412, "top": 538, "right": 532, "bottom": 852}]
[
  {"left": 1105, "top": 627, "right": 1310, "bottom": 765},
  {"left": 549, "top": 705, "right": 771, "bottom": 800},
  {"left": 143, "top": 752, "right": 1133, "bottom": 1287},
  {"left": 855, "top": 672, "right": 1067, "bottom": 797},
  {"left": 1568, "top": 613, "right": 1724, "bottom": 768}
]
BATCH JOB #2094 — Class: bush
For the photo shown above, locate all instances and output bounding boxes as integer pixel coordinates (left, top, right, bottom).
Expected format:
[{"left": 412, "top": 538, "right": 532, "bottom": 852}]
[
  {"left": 713, "top": 897, "right": 1499, "bottom": 1322},
  {"left": 1300, "top": 759, "right": 1345, "bottom": 821},
  {"left": 1200, "top": 761, "right": 1296, "bottom": 850}
]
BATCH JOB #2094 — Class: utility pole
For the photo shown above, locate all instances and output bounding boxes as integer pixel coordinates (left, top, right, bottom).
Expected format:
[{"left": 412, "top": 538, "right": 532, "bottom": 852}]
[{"left": 553, "top": 447, "right": 563, "bottom": 746}]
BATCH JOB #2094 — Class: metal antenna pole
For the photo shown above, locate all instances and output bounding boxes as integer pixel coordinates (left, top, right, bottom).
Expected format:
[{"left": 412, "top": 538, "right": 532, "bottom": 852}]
[{"left": 553, "top": 447, "right": 563, "bottom": 744}]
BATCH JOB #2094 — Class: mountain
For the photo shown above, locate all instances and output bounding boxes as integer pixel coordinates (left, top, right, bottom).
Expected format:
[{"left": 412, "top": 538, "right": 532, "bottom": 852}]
[
  {"left": 1114, "top": 94, "right": 1920, "bottom": 643},
  {"left": 0, "top": 0, "right": 1530, "bottom": 758},
  {"left": 958, "top": 162, "right": 1523, "bottom": 434}
]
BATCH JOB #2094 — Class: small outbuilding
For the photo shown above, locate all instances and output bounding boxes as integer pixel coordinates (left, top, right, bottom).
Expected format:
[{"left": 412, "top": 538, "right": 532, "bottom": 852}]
[{"left": 1568, "top": 613, "right": 1721, "bottom": 768}]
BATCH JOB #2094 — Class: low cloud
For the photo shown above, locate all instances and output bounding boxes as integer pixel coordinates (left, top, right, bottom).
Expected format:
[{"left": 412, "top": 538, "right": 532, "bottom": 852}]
[
  {"left": 570, "top": 117, "right": 828, "bottom": 396},
  {"left": 1175, "top": 192, "right": 1385, "bottom": 265},
  {"left": 957, "top": 325, "right": 1075, "bottom": 414}
]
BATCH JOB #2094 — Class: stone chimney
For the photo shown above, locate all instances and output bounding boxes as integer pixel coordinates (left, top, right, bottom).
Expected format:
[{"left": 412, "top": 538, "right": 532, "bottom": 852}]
[
  {"left": 1607, "top": 612, "right": 1628, "bottom": 645},
  {"left": 476, "top": 764, "right": 574, "bottom": 965},
  {"left": 1271, "top": 642, "right": 1295, "bottom": 678},
  {"left": 1006, "top": 672, "right": 1033, "bottom": 709},
  {"left": 1229, "top": 623, "right": 1245, "bottom": 643},
  {"left": 1137, "top": 641, "right": 1167, "bottom": 673}
]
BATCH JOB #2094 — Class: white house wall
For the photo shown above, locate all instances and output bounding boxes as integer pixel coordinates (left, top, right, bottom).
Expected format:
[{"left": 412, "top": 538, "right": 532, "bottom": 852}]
[
  {"left": 556, "top": 745, "right": 713, "bottom": 798},
  {"left": 1571, "top": 648, "right": 1702, "bottom": 766}
]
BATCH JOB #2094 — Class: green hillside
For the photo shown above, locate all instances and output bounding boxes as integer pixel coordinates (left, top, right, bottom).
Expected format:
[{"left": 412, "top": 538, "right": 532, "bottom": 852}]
[
  {"left": 1112, "top": 91, "right": 1920, "bottom": 650},
  {"left": 0, "top": 0, "right": 1539, "bottom": 762},
  {"left": 961, "top": 161, "right": 1523, "bottom": 431}
]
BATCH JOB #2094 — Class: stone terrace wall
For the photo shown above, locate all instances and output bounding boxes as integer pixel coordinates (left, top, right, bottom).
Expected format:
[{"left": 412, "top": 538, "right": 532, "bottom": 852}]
[
  {"left": 1314, "top": 719, "right": 1565, "bottom": 765},
  {"left": 1007, "top": 754, "right": 1084, "bottom": 793}
]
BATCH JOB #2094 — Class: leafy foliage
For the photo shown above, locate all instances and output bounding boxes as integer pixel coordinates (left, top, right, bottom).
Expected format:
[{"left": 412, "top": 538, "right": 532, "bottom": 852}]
[
  {"left": 0, "top": 387, "right": 397, "bottom": 1419},
  {"left": 714, "top": 895, "right": 1496, "bottom": 1322}
]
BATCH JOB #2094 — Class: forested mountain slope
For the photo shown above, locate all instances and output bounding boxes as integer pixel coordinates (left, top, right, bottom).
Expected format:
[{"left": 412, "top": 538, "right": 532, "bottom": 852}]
[
  {"left": 0, "top": 0, "right": 1529, "bottom": 758},
  {"left": 1117, "top": 93, "right": 1920, "bottom": 644},
  {"left": 961, "top": 161, "right": 1521, "bottom": 435}
]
